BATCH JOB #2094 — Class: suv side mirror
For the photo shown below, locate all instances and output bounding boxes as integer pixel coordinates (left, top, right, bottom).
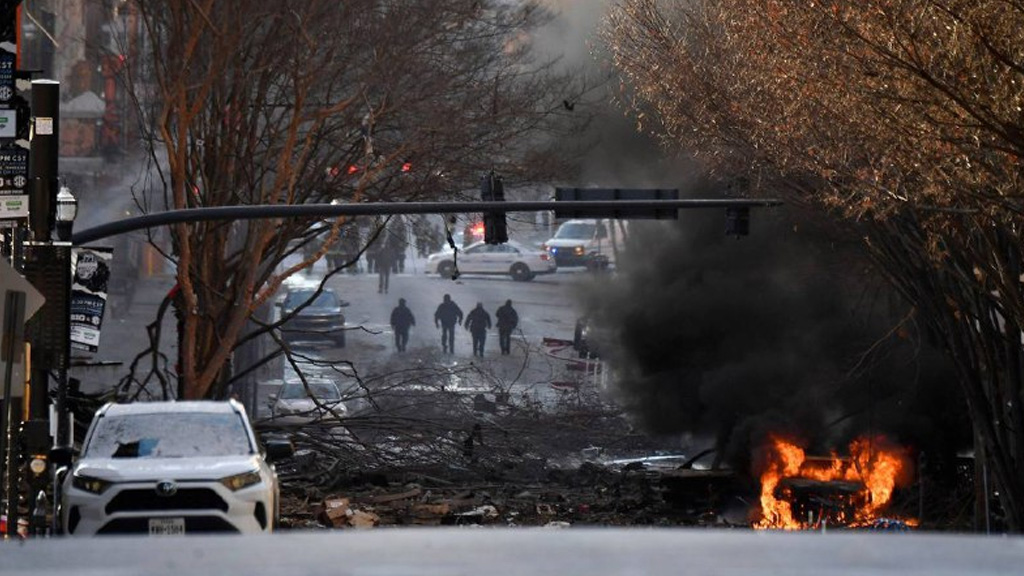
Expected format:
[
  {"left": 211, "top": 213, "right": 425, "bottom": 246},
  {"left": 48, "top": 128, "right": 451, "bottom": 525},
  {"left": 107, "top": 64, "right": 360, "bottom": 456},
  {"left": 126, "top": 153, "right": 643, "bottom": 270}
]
[{"left": 264, "top": 439, "right": 294, "bottom": 462}]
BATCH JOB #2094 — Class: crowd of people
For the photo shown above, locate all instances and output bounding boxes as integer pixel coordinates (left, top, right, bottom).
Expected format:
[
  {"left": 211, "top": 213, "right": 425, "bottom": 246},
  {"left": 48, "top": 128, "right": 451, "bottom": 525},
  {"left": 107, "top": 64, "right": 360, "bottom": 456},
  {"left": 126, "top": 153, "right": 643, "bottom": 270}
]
[
  {"left": 319, "top": 216, "right": 523, "bottom": 356},
  {"left": 325, "top": 215, "right": 446, "bottom": 281},
  {"left": 387, "top": 294, "right": 520, "bottom": 357}
]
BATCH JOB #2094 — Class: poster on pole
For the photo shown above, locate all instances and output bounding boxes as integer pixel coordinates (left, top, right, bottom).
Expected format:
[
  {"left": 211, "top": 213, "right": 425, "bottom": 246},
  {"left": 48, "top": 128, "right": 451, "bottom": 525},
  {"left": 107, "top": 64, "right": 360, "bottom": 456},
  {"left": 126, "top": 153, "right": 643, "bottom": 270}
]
[{"left": 70, "top": 247, "right": 113, "bottom": 353}]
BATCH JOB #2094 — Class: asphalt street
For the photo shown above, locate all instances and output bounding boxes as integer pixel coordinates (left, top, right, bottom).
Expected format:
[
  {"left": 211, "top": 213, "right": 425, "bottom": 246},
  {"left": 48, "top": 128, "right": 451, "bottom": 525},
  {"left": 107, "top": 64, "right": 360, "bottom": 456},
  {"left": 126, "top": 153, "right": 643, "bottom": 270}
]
[
  {"left": 261, "top": 255, "right": 604, "bottom": 416},
  {"left": 317, "top": 258, "right": 582, "bottom": 358},
  {"left": 70, "top": 251, "right": 606, "bottom": 415}
]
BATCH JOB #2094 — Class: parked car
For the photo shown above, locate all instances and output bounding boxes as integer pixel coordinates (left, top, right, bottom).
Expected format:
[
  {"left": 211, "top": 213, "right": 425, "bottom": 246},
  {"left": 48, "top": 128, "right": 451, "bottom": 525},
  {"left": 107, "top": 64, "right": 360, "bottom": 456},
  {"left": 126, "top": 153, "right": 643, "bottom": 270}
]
[
  {"left": 425, "top": 240, "right": 556, "bottom": 281},
  {"left": 60, "top": 400, "right": 292, "bottom": 536},
  {"left": 268, "top": 379, "right": 348, "bottom": 425},
  {"left": 278, "top": 286, "right": 348, "bottom": 346}
]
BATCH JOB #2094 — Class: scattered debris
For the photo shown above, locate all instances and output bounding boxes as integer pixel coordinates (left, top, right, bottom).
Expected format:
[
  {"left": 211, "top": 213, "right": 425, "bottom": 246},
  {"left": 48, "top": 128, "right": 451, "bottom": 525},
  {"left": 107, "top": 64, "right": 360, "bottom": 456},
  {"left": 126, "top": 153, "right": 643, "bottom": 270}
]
[
  {"left": 544, "top": 521, "right": 572, "bottom": 529},
  {"left": 271, "top": 375, "right": 751, "bottom": 530},
  {"left": 349, "top": 509, "right": 380, "bottom": 529}
]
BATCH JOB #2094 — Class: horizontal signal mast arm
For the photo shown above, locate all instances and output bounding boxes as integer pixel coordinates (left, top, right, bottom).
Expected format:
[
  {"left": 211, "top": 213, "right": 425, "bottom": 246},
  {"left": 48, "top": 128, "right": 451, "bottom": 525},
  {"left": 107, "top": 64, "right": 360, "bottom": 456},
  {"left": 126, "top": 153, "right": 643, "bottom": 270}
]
[{"left": 71, "top": 199, "right": 783, "bottom": 245}]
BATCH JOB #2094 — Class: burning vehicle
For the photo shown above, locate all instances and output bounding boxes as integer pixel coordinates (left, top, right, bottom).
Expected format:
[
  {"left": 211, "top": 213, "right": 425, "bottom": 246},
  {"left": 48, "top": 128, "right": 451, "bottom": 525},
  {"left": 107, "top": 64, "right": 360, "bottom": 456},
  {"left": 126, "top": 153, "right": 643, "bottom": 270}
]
[{"left": 754, "top": 436, "right": 915, "bottom": 530}]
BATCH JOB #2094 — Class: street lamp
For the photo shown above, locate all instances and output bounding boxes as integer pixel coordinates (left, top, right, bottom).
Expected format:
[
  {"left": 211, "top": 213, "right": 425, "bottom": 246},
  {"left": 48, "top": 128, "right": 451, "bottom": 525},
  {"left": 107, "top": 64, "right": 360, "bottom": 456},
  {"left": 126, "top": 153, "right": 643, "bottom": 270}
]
[
  {"left": 55, "top": 186, "right": 78, "bottom": 242},
  {"left": 51, "top": 185, "right": 78, "bottom": 519}
]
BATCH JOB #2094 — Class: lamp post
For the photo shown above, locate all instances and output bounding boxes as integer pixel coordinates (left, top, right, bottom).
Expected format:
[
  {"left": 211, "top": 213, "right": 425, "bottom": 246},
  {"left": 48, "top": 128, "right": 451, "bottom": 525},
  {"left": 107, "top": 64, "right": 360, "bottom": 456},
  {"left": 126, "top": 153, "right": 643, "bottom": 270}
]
[
  {"left": 53, "top": 185, "right": 76, "bottom": 453},
  {"left": 55, "top": 186, "right": 77, "bottom": 242}
]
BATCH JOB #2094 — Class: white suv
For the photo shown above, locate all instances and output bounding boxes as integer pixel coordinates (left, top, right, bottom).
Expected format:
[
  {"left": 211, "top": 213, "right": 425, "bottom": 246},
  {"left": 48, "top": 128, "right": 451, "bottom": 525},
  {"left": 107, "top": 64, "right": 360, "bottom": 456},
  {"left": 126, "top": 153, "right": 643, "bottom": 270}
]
[
  {"left": 60, "top": 400, "right": 290, "bottom": 536},
  {"left": 542, "top": 219, "right": 615, "bottom": 268}
]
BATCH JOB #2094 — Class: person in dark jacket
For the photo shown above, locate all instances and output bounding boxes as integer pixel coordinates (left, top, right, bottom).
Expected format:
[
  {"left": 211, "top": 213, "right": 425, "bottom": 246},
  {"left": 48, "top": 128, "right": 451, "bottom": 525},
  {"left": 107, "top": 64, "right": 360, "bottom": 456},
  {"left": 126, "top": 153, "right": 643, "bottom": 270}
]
[
  {"left": 464, "top": 302, "right": 492, "bottom": 358},
  {"left": 434, "top": 294, "right": 464, "bottom": 354},
  {"left": 495, "top": 299, "right": 519, "bottom": 355},
  {"left": 377, "top": 244, "right": 394, "bottom": 294},
  {"left": 389, "top": 298, "right": 416, "bottom": 352}
]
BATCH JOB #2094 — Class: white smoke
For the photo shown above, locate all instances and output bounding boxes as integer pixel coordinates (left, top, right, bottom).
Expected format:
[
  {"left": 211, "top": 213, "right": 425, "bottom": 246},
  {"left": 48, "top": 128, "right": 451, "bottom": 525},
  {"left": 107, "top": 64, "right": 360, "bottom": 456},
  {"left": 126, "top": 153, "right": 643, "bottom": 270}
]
[{"left": 533, "top": 0, "right": 613, "bottom": 68}]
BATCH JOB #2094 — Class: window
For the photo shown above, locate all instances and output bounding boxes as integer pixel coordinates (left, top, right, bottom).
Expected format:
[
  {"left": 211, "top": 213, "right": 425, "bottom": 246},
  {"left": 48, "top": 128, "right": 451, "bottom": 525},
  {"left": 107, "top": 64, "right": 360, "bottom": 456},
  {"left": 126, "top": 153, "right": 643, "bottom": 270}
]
[
  {"left": 85, "top": 412, "right": 253, "bottom": 458},
  {"left": 555, "top": 222, "right": 596, "bottom": 240},
  {"left": 279, "top": 381, "right": 341, "bottom": 400},
  {"left": 285, "top": 289, "right": 339, "bottom": 310}
]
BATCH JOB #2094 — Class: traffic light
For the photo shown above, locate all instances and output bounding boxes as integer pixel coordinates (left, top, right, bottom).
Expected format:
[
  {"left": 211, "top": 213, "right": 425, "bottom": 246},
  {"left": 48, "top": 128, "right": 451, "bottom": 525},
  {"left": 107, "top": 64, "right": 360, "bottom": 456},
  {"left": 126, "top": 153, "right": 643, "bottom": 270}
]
[
  {"left": 480, "top": 171, "right": 508, "bottom": 244},
  {"left": 725, "top": 206, "right": 750, "bottom": 237}
]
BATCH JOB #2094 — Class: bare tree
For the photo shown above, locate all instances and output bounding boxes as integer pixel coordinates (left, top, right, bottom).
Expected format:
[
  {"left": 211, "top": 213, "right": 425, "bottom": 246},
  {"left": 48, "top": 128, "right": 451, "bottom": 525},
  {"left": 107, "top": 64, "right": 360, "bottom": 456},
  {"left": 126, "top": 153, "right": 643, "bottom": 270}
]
[
  {"left": 603, "top": 0, "right": 1024, "bottom": 529},
  {"left": 107, "top": 0, "right": 587, "bottom": 400}
]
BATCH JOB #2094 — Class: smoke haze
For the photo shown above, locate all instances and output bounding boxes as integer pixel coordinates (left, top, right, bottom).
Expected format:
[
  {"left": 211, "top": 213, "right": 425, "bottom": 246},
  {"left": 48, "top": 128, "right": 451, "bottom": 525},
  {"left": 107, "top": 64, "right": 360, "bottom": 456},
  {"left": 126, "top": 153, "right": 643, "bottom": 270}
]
[{"left": 580, "top": 204, "right": 969, "bottom": 471}]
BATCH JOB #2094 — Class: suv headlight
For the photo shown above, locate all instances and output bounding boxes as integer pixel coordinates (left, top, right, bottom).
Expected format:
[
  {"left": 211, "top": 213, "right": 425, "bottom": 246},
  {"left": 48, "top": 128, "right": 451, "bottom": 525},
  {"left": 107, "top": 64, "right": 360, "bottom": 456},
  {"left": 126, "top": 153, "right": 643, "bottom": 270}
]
[
  {"left": 220, "top": 469, "right": 263, "bottom": 491},
  {"left": 72, "top": 473, "right": 111, "bottom": 495}
]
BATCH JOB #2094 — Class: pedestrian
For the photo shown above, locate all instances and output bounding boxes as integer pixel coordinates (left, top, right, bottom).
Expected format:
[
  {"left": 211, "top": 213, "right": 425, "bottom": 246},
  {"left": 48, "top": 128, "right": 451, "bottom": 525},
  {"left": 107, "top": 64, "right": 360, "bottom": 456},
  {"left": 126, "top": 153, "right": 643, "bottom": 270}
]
[
  {"left": 377, "top": 244, "right": 393, "bottom": 294},
  {"left": 389, "top": 298, "right": 416, "bottom": 352},
  {"left": 495, "top": 299, "right": 519, "bottom": 355},
  {"left": 434, "top": 294, "right": 464, "bottom": 354},
  {"left": 389, "top": 217, "right": 408, "bottom": 273},
  {"left": 464, "top": 302, "right": 492, "bottom": 358}
]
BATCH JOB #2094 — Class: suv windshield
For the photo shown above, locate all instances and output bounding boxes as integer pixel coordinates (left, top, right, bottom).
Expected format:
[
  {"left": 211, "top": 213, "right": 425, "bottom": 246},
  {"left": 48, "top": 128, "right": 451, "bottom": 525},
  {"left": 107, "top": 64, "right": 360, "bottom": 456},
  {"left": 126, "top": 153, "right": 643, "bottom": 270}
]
[
  {"left": 85, "top": 412, "right": 253, "bottom": 458},
  {"left": 554, "top": 222, "right": 596, "bottom": 240},
  {"left": 279, "top": 382, "right": 341, "bottom": 400}
]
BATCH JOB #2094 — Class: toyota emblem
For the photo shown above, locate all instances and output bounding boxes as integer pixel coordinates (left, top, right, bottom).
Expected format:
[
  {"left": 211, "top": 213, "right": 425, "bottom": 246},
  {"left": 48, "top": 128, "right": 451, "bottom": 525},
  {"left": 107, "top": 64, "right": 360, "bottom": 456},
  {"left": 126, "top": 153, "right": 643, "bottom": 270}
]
[{"left": 155, "top": 480, "right": 178, "bottom": 497}]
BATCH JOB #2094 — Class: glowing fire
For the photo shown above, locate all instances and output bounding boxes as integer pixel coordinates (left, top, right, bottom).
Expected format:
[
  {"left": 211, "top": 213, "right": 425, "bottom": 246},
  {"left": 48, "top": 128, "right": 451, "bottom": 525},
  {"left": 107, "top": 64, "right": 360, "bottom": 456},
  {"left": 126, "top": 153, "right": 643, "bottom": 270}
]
[{"left": 754, "top": 436, "right": 913, "bottom": 530}]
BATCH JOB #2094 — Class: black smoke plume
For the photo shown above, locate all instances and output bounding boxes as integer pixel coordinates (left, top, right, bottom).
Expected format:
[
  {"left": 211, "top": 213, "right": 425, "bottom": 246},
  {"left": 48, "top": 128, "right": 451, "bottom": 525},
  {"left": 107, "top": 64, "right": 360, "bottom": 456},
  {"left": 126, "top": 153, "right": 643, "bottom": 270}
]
[{"left": 580, "top": 202, "right": 969, "bottom": 473}]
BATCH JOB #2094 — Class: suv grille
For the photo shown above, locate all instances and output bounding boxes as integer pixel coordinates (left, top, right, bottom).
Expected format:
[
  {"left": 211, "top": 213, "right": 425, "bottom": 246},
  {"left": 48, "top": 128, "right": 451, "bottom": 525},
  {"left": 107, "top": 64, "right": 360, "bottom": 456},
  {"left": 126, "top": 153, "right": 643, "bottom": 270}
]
[
  {"left": 105, "top": 487, "right": 229, "bottom": 515},
  {"left": 97, "top": 516, "right": 238, "bottom": 534}
]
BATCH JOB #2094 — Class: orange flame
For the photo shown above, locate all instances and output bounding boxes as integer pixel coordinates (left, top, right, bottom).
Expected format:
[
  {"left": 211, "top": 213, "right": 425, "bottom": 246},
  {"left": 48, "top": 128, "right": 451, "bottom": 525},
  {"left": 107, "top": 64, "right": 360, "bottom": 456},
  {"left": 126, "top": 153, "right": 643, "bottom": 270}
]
[{"left": 754, "top": 436, "right": 913, "bottom": 530}]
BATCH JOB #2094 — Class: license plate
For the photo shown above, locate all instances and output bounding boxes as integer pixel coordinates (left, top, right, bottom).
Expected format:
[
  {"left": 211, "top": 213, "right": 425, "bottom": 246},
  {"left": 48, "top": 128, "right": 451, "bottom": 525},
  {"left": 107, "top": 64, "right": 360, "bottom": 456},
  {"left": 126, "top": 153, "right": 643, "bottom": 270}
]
[{"left": 148, "top": 517, "right": 185, "bottom": 536}]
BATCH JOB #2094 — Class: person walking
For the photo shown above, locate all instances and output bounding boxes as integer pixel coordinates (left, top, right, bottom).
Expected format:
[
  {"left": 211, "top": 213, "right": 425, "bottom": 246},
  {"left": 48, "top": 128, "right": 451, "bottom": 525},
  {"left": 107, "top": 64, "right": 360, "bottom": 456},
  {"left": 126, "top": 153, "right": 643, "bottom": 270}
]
[
  {"left": 495, "top": 299, "right": 519, "bottom": 355},
  {"left": 464, "top": 302, "right": 492, "bottom": 358},
  {"left": 377, "top": 244, "right": 393, "bottom": 294},
  {"left": 434, "top": 294, "right": 464, "bottom": 354},
  {"left": 389, "top": 298, "right": 416, "bottom": 352}
]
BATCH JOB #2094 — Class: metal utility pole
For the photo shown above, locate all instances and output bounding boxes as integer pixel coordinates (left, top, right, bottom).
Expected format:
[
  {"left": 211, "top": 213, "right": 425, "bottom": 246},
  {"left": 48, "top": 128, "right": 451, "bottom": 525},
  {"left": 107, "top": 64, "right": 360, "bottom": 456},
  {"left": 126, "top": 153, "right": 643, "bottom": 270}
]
[
  {"left": 0, "top": 0, "right": 30, "bottom": 538},
  {"left": 25, "top": 78, "right": 62, "bottom": 421},
  {"left": 0, "top": 289, "right": 25, "bottom": 537},
  {"left": 22, "top": 78, "right": 66, "bottom": 533}
]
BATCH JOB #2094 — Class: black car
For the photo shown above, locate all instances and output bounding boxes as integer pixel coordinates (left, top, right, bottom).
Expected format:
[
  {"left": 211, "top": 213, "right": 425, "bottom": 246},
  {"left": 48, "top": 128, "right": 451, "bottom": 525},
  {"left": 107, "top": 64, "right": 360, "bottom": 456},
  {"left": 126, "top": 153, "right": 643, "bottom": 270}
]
[{"left": 278, "top": 287, "right": 349, "bottom": 347}]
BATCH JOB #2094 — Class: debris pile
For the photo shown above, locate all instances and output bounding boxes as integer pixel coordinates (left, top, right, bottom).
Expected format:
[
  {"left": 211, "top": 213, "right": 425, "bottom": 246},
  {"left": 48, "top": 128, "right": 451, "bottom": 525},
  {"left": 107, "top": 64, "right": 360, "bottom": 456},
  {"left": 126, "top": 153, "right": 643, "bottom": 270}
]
[
  {"left": 265, "top": 369, "right": 757, "bottom": 530},
  {"left": 279, "top": 458, "right": 750, "bottom": 529}
]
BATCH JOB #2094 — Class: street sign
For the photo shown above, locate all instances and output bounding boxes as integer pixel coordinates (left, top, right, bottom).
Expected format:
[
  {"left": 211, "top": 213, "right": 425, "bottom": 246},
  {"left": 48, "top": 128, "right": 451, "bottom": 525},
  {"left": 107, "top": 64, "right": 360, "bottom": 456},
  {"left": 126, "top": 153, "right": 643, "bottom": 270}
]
[
  {"left": 0, "top": 259, "right": 45, "bottom": 399},
  {"left": 554, "top": 188, "right": 680, "bottom": 219},
  {"left": 0, "top": 258, "right": 45, "bottom": 321}
]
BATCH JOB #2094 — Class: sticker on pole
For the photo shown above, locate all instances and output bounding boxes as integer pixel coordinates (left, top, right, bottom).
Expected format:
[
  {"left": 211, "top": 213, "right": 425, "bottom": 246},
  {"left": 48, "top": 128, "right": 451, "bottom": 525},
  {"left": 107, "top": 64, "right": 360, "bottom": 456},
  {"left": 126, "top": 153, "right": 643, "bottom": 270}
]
[
  {"left": 70, "top": 247, "right": 114, "bottom": 353},
  {"left": 0, "top": 51, "right": 14, "bottom": 102},
  {"left": 35, "top": 117, "right": 53, "bottom": 135},
  {"left": 0, "top": 109, "right": 14, "bottom": 138},
  {"left": 0, "top": 194, "right": 27, "bottom": 218}
]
